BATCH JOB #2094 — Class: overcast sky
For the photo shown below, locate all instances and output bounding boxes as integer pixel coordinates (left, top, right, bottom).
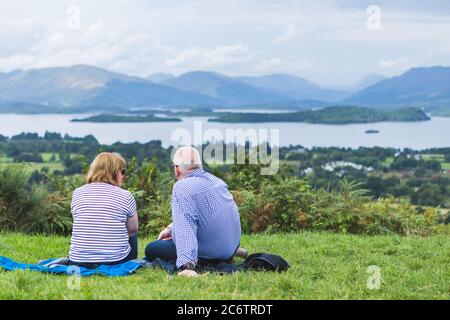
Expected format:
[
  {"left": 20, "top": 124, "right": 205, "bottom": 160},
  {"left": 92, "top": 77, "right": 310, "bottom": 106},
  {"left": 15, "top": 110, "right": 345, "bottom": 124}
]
[{"left": 0, "top": 0, "right": 449, "bottom": 86}]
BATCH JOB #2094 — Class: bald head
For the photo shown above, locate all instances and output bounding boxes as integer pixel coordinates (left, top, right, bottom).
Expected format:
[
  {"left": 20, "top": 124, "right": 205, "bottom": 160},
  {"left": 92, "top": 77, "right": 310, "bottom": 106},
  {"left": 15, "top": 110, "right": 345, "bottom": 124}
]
[{"left": 172, "top": 146, "right": 202, "bottom": 173}]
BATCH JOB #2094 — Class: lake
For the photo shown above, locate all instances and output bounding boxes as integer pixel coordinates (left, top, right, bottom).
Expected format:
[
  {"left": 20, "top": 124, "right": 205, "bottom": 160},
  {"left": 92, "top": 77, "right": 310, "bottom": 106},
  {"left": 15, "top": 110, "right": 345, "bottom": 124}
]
[{"left": 0, "top": 113, "right": 449, "bottom": 149}]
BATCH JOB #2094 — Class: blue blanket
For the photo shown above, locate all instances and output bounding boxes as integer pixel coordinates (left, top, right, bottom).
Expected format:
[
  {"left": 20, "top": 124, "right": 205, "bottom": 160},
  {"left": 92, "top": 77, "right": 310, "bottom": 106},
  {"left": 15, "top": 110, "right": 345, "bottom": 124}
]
[{"left": 0, "top": 256, "right": 144, "bottom": 277}]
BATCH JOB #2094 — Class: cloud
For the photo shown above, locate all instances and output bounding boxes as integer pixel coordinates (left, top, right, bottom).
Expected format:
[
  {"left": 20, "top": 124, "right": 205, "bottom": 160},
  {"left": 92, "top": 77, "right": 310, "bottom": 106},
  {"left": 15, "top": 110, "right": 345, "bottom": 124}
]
[
  {"left": 0, "top": 0, "right": 449, "bottom": 85},
  {"left": 379, "top": 57, "right": 414, "bottom": 69},
  {"left": 166, "top": 45, "right": 254, "bottom": 70},
  {"left": 164, "top": 45, "right": 306, "bottom": 76},
  {"left": 275, "top": 23, "right": 297, "bottom": 44},
  {"left": 0, "top": 16, "right": 174, "bottom": 76}
]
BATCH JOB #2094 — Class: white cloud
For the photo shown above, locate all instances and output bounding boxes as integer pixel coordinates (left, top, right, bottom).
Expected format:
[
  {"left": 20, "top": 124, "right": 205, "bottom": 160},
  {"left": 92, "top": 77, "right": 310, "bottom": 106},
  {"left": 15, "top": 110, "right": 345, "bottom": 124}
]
[
  {"left": 164, "top": 45, "right": 256, "bottom": 75},
  {"left": 379, "top": 57, "right": 413, "bottom": 69},
  {"left": 275, "top": 23, "right": 297, "bottom": 44},
  {"left": 0, "top": 0, "right": 449, "bottom": 85},
  {"left": 0, "top": 16, "right": 174, "bottom": 76}
]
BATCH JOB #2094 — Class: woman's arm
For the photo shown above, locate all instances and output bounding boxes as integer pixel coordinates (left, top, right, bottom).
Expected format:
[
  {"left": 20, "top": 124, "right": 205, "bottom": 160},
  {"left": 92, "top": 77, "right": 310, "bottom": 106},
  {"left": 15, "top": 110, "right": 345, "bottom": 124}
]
[{"left": 126, "top": 214, "right": 139, "bottom": 236}]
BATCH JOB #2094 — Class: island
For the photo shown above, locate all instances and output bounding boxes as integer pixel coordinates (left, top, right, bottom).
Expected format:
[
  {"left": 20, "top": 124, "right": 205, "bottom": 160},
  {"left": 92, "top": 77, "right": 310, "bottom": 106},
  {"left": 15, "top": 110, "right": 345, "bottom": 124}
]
[
  {"left": 208, "top": 106, "right": 430, "bottom": 124},
  {"left": 71, "top": 114, "right": 182, "bottom": 123},
  {"left": 365, "top": 129, "right": 380, "bottom": 134}
]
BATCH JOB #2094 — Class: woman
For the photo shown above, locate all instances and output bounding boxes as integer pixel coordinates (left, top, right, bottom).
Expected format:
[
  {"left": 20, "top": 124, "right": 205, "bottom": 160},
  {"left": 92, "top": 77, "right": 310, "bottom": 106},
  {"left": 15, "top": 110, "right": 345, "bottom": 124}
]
[{"left": 68, "top": 152, "right": 138, "bottom": 268}]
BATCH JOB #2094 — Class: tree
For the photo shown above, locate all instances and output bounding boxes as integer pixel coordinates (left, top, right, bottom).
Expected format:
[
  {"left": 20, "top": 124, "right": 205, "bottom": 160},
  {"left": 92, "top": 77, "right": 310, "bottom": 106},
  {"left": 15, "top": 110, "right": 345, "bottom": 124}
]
[
  {"left": 44, "top": 132, "right": 62, "bottom": 141},
  {"left": 411, "top": 183, "right": 446, "bottom": 207},
  {"left": 14, "top": 153, "right": 44, "bottom": 163}
]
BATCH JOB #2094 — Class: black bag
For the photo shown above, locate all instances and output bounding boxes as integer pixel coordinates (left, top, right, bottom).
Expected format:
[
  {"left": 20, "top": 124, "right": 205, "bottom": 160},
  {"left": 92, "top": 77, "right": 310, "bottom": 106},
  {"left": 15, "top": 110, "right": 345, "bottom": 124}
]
[{"left": 243, "top": 253, "right": 290, "bottom": 272}]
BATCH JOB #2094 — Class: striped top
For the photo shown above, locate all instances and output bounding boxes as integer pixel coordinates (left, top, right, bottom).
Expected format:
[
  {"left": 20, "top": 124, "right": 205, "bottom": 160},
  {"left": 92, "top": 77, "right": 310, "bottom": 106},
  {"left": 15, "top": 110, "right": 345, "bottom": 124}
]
[
  {"left": 172, "top": 169, "right": 241, "bottom": 268},
  {"left": 69, "top": 183, "right": 137, "bottom": 263}
]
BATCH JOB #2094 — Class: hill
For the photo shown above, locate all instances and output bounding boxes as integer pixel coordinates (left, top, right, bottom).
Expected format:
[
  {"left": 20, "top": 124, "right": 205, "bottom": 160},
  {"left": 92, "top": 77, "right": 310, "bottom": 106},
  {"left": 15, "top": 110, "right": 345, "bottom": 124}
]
[
  {"left": 0, "top": 232, "right": 447, "bottom": 299},
  {"left": 161, "top": 71, "right": 288, "bottom": 106},
  {"left": 345, "top": 67, "right": 450, "bottom": 108},
  {"left": 210, "top": 106, "right": 430, "bottom": 124},
  {"left": 0, "top": 65, "right": 218, "bottom": 111},
  {"left": 1, "top": 65, "right": 449, "bottom": 113},
  {"left": 235, "top": 73, "right": 350, "bottom": 102}
]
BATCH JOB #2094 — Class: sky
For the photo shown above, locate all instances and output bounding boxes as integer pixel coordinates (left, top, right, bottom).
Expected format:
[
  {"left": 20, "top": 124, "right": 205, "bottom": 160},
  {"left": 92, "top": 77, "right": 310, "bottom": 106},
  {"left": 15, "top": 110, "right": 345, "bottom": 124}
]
[{"left": 0, "top": 0, "right": 449, "bottom": 86}]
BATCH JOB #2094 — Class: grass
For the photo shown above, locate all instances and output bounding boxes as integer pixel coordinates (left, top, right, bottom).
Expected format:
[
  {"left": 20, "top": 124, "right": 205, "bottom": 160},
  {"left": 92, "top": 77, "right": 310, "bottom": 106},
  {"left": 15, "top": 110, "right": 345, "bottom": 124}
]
[
  {"left": 0, "top": 232, "right": 448, "bottom": 300},
  {"left": 1, "top": 154, "right": 65, "bottom": 173},
  {"left": 418, "top": 154, "right": 450, "bottom": 171},
  {"left": 421, "top": 154, "right": 445, "bottom": 162},
  {"left": 40, "top": 152, "right": 60, "bottom": 162},
  {"left": 382, "top": 157, "right": 394, "bottom": 166},
  {"left": 24, "top": 162, "right": 65, "bottom": 172},
  {"left": 0, "top": 156, "right": 13, "bottom": 163}
]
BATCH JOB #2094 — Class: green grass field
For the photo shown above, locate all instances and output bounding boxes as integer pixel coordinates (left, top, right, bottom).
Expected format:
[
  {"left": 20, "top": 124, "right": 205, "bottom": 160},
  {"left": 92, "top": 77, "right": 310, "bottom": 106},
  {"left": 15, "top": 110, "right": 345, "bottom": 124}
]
[
  {"left": 25, "top": 162, "right": 65, "bottom": 172},
  {"left": 0, "top": 156, "right": 13, "bottom": 163},
  {"left": 382, "top": 157, "right": 395, "bottom": 166},
  {"left": 40, "top": 153, "right": 60, "bottom": 162},
  {"left": 420, "top": 154, "right": 446, "bottom": 161},
  {"left": 0, "top": 232, "right": 448, "bottom": 300},
  {"left": 1, "top": 153, "right": 65, "bottom": 173}
]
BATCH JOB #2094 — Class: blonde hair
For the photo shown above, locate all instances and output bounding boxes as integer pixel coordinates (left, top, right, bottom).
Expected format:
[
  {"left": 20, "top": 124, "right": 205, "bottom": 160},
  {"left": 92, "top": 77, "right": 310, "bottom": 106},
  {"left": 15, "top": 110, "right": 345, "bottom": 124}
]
[{"left": 86, "top": 152, "right": 126, "bottom": 186}]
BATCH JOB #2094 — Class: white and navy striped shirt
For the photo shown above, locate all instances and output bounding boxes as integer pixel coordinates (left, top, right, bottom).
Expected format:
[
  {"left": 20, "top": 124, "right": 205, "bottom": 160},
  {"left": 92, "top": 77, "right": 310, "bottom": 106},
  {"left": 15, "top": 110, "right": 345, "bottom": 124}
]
[{"left": 69, "top": 183, "right": 137, "bottom": 263}]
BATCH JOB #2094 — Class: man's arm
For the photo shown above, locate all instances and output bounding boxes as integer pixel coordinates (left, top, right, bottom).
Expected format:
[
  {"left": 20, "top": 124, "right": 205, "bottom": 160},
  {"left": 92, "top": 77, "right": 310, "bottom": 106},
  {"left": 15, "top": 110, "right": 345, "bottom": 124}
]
[
  {"left": 172, "top": 186, "right": 199, "bottom": 269},
  {"left": 158, "top": 223, "right": 173, "bottom": 240}
]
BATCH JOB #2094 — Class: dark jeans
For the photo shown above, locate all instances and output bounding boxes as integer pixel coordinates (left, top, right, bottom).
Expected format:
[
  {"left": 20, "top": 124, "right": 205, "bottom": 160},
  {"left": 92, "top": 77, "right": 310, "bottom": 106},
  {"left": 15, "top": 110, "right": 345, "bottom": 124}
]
[
  {"left": 145, "top": 239, "right": 236, "bottom": 266},
  {"left": 69, "top": 235, "right": 138, "bottom": 269}
]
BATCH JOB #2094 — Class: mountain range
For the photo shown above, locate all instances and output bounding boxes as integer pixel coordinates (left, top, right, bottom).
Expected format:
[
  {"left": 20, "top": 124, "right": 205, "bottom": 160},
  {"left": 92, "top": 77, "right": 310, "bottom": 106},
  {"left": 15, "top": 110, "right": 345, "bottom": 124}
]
[
  {"left": 0, "top": 64, "right": 449, "bottom": 112},
  {"left": 344, "top": 67, "right": 450, "bottom": 108}
]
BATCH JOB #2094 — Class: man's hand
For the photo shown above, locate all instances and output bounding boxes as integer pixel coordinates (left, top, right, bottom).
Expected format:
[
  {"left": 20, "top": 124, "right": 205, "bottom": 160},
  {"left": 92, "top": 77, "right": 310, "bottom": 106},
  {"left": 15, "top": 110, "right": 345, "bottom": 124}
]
[
  {"left": 178, "top": 270, "right": 199, "bottom": 277},
  {"left": 157, "top": 223, "right": 173, "bottom": 240}
]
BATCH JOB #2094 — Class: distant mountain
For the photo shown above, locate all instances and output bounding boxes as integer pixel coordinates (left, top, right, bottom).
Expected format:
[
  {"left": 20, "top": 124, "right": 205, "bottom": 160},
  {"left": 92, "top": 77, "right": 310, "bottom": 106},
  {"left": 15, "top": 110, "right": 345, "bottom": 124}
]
[
  {"left": 352, "top": 74, "right": 388, "bottom": 91},
  {"left": 345, "top": 67, "right": 450, "bottom": 108},
  {"left": 235, "top": 74, "right": 351, "bottom": 102},
  {"left": 162, "top": 71, "right": 288, "bottom": 107},
  {"left": 0, "top": 65, "right": 219, "bottom": 111},
  {"left": 1, "top": 64, "right": 449, "bottom": 113},
  {"left": 147, "top": 73, "right": 174, "bottom": 83}
]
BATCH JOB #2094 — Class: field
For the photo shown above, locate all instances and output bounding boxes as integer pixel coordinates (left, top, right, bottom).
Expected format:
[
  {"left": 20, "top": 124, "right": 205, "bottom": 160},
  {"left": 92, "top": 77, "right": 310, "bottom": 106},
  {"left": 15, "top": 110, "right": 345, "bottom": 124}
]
[
  {"left": 0, "top": 232, "right": 448, "bottom": 300},
  {"left": 0, "top": 153, "right": 65, "bottom": 173},
  {"left": 40, "top": 152, "right": 60, "bottom": 162}
]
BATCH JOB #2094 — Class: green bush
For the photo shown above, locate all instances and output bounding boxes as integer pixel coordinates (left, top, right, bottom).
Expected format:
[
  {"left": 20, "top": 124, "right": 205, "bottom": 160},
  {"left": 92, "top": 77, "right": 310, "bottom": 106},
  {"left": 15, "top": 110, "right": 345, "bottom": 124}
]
[
  {"left": 233, "top": 177, "right": 441, "bottom": 236},
  {"left": 0, "top": 164, "right": 72, "bottom": 234},
  {"left": 122, "top": 157, "right": 174, "bottom": 235},
  {"left": 0, "top": 161, "right": 446, "bottom": 237}
]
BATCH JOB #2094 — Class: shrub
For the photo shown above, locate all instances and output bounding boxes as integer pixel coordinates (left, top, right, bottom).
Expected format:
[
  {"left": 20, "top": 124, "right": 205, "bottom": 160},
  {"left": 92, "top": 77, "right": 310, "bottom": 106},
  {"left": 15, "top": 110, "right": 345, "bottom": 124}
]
[
  {"left": 13, "top": 153, "right": 43, "bottom": 163},
  {"left": 233, "top": 177, "right": 438, "bottom": 236},
  {"left": 123, "top": 157, "right": 174, "bottom": 235},
  {"left": 0, "top": 164, "right": 72, "bottom": 234},
  {"left": 0, "top": 161, "right": 444, "bottom": 237}
]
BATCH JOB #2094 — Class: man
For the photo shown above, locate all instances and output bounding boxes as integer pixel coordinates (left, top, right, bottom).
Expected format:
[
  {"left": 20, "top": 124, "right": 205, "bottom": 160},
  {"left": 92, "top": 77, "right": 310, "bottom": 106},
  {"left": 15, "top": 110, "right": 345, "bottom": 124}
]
[{"left": 145, "top": 146, "right": 244, "bottom": 276}]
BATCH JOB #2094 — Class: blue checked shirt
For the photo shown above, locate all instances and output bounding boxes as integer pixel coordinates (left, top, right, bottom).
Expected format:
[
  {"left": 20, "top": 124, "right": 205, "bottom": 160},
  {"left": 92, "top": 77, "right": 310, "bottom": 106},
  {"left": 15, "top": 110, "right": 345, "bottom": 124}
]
[{"left": 171, "top": 169, "right": 241, "bottom": 268}]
